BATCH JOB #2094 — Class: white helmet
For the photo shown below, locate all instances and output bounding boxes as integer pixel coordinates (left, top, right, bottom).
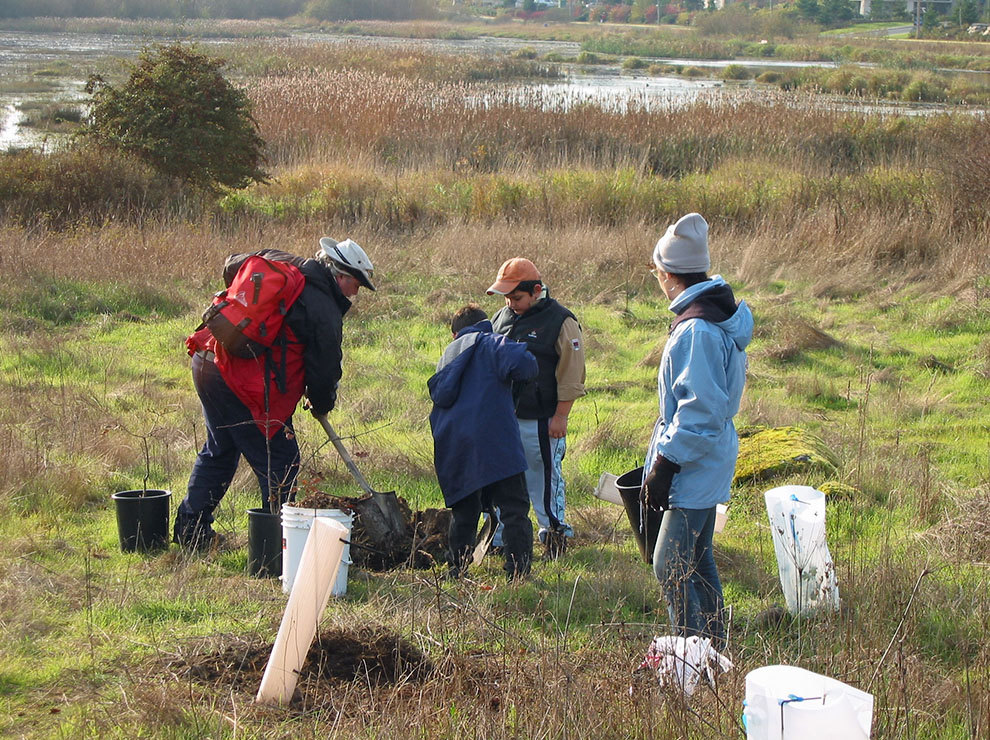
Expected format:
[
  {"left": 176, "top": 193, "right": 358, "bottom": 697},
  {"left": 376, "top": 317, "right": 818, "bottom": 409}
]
[{"left": 317, "top": 237, "right": 376, "bottom": 291}]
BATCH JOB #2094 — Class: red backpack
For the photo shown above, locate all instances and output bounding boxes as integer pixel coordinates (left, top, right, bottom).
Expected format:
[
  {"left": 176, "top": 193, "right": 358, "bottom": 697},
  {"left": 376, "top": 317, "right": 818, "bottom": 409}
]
[{"left": 201, "top": 255, "right": 305, "bottom": 359}]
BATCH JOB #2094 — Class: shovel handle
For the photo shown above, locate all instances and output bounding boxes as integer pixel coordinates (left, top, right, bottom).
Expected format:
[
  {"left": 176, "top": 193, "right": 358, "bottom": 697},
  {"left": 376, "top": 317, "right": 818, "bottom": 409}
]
[{"left": 315, "top": 415, "right": 374, "bottom": 496}]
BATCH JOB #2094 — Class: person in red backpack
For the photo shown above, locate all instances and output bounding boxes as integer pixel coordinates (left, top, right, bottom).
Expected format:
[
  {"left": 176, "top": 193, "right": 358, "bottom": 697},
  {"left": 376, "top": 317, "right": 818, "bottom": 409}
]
[{"left": 175, "top": 237, "right": 376, "bottom": 550}]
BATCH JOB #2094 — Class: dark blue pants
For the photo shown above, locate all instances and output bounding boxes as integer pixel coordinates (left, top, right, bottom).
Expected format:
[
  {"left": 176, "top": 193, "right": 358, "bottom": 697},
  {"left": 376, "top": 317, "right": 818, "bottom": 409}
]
[
  {"left": 448, "top": 472, "right": 532, "bottom": 579},
  {"left": 176, "top": 353, "right": 299, "bottom": 537}
]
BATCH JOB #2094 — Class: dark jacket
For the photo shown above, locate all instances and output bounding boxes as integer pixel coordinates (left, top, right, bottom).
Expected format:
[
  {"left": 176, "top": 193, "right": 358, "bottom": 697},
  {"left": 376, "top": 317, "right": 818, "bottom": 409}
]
[
  {"left": 491, "top": 296, "right": 575, "bottom": 419},
  {"left": 220, "top": 249, "right": 351, "bottom": 417},
  {"left": 428, "top": 321, "right": 538, "bottom": 507}
]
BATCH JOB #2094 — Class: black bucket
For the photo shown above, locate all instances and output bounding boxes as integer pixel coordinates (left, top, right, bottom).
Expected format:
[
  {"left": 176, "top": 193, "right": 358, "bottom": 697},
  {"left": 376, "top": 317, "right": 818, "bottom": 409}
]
[
  {"left": 111, "top": 489, "right": 171, "bottom": 552},
  {"left": 247, "top": 507, "right": 283, "bottom": 578},
  {"left": 616, "top": 467, "right": 663, "bottom": 564}
]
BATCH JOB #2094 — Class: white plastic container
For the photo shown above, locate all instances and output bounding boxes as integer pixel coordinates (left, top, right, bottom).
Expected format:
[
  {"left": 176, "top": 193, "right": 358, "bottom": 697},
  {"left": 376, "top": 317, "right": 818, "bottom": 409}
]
[
  {"left": 714, "top": 503, "right": 728, "bottom": 534},
  {"left": 593, "top": 472, "right": 623, "bottom": 505},
  {"left": 281, "top": 505, "right": 353, "bottom": 596},
  {"left": 764, "top": 485, "right": 839, "bottom": 616},
  {"left": 743, "top": 665, "right": 873, "bottom": 739}
]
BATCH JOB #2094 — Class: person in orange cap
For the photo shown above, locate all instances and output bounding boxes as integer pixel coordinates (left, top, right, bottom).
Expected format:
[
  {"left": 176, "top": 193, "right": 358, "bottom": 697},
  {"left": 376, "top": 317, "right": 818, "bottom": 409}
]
[{"left": 487, "top": 258, "right": 586, "bottom": 559}]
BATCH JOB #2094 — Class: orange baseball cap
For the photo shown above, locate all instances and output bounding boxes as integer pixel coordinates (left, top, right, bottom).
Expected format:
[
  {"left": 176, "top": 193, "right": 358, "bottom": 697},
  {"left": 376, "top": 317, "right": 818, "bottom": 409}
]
[{"left": 486, "top": 257, "right": 541, "bottom": 295}]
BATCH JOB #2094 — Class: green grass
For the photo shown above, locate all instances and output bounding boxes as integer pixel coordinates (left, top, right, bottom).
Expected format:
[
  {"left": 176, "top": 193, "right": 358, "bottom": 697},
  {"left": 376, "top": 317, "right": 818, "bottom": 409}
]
[
  {"left": 0, "top": 268, "right": 988, "bottom": 736},
  {"left": 821, "top": 22, "right": 910, "bottom": 36},
  {"left": 0, "top": 21, "right": 988, "bottom": 739}
]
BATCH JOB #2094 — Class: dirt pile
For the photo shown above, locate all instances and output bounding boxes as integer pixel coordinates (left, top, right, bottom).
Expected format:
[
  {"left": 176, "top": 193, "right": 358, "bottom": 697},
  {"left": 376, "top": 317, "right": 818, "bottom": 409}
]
[
  {"left": 291, "top": 493, "right": 450, "bottom": 571},
  {"left": 306, "top": 627, "right": 433, "bottom": 684},
  {"left": 295, "top": 491, "right": 355, "bottom": 510},
  {"left": 172, "top": 626, "right": 433, "bottom": 691}
]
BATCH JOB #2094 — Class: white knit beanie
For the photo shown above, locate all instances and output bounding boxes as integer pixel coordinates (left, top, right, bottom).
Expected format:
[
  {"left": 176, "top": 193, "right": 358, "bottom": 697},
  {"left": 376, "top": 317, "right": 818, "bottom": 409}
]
[{"left": 653, "top": 213, "right": 710, "bottom": 274}]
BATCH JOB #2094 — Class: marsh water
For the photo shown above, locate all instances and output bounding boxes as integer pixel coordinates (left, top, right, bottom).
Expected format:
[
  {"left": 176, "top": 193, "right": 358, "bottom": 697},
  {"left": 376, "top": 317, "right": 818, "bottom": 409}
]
[{"left": 0, "top": 28, "right": 983, "bottom": 150}]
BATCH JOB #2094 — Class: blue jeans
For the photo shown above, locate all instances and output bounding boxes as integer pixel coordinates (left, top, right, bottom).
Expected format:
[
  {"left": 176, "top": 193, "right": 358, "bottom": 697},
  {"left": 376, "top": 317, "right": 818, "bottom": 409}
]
[
  {"left": 176, "top": 353, "right": 299, "bottom": 539},
  {"left": 652, "top": 506, "right": 725, "bottom": 648},
  {"left": 493, "top": 417, "right": 572, "bottom": 547}
]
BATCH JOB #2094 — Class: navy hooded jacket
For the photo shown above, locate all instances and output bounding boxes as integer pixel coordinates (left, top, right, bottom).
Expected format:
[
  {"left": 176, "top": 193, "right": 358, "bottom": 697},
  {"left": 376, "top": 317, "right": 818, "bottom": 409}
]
[{"left": 428, "top": 321, "right": 538, "bottom": 507}]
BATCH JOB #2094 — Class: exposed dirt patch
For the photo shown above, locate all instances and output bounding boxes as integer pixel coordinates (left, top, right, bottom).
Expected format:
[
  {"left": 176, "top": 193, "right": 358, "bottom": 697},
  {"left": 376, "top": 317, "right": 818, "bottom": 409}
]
[
  {"left": 306, "top": 627, "right": 433, "bottom": 684},
  {"left": 407, "top": 507, "right": 451, "bottom": 569},
  {"left": 171, "top": 626, "right": 434, "bottom": 693},
  {"left": 290, "top": 493, "right": 450, "bottom": 571},
  {"left": 295, "top": 491, "right": 357, "bottom": 510}
]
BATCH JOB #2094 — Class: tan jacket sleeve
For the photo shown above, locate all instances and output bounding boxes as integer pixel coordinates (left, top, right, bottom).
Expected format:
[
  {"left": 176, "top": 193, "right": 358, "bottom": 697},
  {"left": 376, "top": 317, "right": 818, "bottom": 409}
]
[{"left": 555, "top": 317, "right": 586, "bottom": 403}]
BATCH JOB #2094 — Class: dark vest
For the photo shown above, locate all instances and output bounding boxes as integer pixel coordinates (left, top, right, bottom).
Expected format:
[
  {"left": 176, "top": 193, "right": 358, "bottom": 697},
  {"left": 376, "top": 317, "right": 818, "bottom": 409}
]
[{"left": 492, "top": 297, "right": 576, "bottom": 420}]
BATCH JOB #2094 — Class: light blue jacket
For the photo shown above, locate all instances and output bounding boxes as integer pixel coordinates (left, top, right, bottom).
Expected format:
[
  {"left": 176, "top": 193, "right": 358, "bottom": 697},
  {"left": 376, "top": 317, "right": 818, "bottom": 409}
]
[{"left": 645, "top": 276, "right": 753, "bottom": 510}]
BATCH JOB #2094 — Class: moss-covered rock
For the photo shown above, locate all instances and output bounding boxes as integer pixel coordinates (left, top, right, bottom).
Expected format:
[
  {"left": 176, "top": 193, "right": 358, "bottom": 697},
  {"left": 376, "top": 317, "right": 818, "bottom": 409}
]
[
  {"left": 817, "top": 480, "right": 859, "bottom": 501},
  {"left": 734, "top": 426, "right": 838, "bottom": 485}
]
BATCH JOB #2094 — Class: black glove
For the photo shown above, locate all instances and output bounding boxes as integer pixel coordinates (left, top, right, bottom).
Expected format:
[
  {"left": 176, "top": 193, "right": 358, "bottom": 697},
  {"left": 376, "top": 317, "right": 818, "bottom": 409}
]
[{"left": 641, "top": 455, "right": 681, "bottom": 511}]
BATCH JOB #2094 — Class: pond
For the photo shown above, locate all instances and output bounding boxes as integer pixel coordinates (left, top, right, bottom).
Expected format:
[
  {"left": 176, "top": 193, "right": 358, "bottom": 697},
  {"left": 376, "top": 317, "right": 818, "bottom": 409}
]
[{"left": 0, "top": 29, "right": 983, "bottom": 151}]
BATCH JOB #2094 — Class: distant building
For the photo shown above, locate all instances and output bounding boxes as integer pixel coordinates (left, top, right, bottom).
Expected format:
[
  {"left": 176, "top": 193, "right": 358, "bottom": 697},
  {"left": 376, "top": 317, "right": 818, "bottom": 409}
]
[{"left": 859, "top": 0, "right": 956, "bottom": 17}]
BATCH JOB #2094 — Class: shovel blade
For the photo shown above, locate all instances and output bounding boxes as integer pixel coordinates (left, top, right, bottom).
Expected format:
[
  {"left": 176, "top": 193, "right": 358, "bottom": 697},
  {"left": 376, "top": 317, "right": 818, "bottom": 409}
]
[
  {"left": 370, "top": 490, "right": 407, "bottom": 538},
  {"left": 471, "top": 514, "right": 497, "bottom": 566}
]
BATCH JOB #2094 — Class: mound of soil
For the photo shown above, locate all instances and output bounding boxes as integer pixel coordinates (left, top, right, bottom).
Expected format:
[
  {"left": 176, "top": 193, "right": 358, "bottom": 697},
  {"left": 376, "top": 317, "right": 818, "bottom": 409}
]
[
  {"left": 407, "top": 507, "right": 451, "bottom": 570},
  {"left": 172, "top": 626, "right": 433, "bottom": 691},
  {"left": 171, "top": 637, "right": 275, "bottom": 689},
  {"left": 292, "top": 491, "right": 450, "bottom": 571},
  {"left": 294, "top": 492, "right": 356, "bottom": 510},
  {"left": 734, "top": 425, "right": 838, "bottom": 485},
  {"left": 306, "top": 627, "right": 433, "bottom": 684}
]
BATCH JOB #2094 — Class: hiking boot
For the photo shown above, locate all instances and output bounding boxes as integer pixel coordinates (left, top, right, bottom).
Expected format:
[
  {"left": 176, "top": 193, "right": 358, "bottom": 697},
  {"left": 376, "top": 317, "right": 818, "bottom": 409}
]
[
  {"left": 174, "top": 517, "right": 219, "bottom": 553},
  {"left": 504, "top": 552, "right": 532, "bottom": 581},
  {"left": 543, "top": 529, "right": 568, "bottom": 561}
]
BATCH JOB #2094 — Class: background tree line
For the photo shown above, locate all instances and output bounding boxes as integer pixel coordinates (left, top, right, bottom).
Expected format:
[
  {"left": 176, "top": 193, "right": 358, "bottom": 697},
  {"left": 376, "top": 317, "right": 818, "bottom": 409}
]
[{"left": 0, "top": 0, "right": 436, "bottom": 20}]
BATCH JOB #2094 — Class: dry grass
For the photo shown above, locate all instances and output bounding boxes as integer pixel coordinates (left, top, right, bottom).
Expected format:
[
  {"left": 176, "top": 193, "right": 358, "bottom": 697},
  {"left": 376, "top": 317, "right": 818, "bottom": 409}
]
[
  {"left": 2, "top": 39, "right": 990, "bottom": 738},
  {"left": 755, "top": 317, "right": 842, "bottom": 362},
  {"left": 925, "top": 485, "right": 990, "bottom": 563}
]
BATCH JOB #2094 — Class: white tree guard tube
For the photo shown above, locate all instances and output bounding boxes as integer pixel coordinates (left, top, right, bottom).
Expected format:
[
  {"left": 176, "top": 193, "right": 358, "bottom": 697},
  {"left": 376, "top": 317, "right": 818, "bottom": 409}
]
[
  {"left": 764, "top": 485, "right": 839, "bottom": 616},
  {"left": 255, "top": 517, "right": 348, "bottom": 706}
]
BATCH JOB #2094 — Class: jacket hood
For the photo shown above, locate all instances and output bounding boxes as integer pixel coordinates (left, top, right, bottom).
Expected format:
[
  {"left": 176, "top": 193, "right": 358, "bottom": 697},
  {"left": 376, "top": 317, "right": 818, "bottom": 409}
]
[
  {"left": 428, "top": 329, "right": 484, "bottom": 409},
  {"left": 301, "top": 259, "right": 352, "bottom": 316},
  {"left": 669, "top": 275, "right": 753, "bottom": 351},
  {"left": 457, "top": 319, "right": 493, "bottom": 338}
]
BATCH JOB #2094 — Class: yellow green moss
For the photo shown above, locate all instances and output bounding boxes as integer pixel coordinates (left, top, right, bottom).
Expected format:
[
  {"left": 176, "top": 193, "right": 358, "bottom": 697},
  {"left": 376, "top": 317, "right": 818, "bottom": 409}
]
[
  {"left": 818, "top": 480, "right": 860, "bottom": 500},
  {"left": 734, "top": 426, "right": 838, "bottom": 485}
]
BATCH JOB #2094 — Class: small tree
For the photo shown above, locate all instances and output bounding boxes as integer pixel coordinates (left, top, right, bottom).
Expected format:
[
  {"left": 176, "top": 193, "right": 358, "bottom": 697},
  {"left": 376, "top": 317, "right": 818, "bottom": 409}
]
[
  {"left": 819, "top": 0, "right": 853, "bottom": 24},
  {"left": 955, "top": 0, "right": 980, "bottom": 25},
  {"left": 795, "top": 0, "right": 820, "bottom": 22},
  {"left": 84, "top": 44, "right": 267, "bottom": 192}
]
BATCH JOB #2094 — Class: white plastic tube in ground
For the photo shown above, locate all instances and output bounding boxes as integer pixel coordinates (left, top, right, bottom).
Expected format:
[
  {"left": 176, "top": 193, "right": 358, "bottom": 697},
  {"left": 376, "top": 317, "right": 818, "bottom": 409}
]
[
  {"left": 764, "top": 485, "right": 839, "bottom": 616},
  {"left": 255, "top": 517, "right": 348, "bottom": 706}
]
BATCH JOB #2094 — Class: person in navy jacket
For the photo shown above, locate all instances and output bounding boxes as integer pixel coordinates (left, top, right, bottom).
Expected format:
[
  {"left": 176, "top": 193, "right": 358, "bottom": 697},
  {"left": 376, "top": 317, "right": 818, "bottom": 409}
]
[{"left": 428, "top": 304, "right": 538, "bottom": 580}]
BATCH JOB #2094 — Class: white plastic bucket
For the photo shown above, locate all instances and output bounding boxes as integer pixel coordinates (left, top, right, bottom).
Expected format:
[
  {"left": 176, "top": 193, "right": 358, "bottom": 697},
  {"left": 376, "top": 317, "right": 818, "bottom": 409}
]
[
  {"left": 594, "top": 472, "right": 623, "bottom": 505},
  {"left": 743, "top": 665, "right": 873, "bottom": 739},
  {"left": 714, "top": 503, "right": 728, "bottom": 534},
  {"left": 281, "top": 506, "right": 353, "bottom": 596}
]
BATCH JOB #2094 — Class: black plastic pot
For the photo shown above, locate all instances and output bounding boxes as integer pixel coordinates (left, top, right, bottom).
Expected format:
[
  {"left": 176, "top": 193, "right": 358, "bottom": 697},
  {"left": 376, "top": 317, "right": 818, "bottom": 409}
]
[
  {"left": 247, "top": 507, "right": 282, "bottom": 578},
  {"left": 616, "top": 467, "right": 664, "bottom": 565},
  {"left": 111, "top": 489, "right": 171, "bottom": 552}
]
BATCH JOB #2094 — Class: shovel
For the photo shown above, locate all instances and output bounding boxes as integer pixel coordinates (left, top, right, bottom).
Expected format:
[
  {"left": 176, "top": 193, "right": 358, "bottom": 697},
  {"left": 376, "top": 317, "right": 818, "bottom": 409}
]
[
  {"left": 471, "top": 510, "right": 497, "bottom": 566},
  {"left": 314, "top": 415, "right": 407, "bottom": 540}
]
